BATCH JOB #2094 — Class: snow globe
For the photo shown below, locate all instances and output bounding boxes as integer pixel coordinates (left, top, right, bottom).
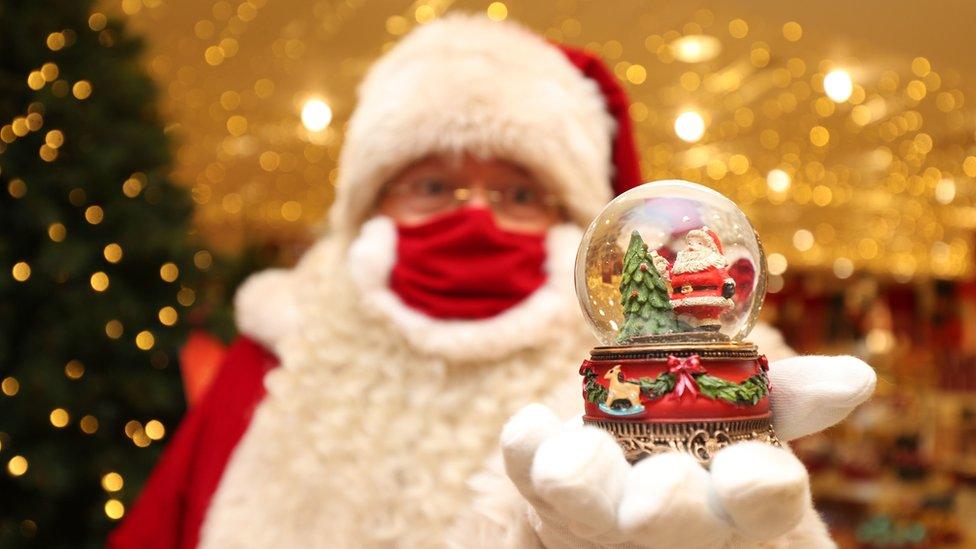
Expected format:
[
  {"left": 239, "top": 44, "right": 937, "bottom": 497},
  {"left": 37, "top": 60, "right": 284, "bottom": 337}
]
[{"left": 576, "top": 180, "right": 779, "bottom": 464}]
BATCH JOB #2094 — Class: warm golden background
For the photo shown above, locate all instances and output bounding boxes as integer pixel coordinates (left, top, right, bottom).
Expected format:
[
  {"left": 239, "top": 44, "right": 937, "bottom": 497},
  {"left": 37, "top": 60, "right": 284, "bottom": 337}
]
[
  {"left": 89, "top": 1, "right": 976, "bottom": 545},
  {"left": 106, "top": 0, "right": 976, "bottom": 283}
]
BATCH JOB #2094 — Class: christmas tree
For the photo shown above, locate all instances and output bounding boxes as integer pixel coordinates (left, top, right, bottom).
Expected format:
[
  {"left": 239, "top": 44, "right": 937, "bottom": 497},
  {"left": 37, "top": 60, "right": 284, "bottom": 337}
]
[
  {"left": 0, "top": 3, "right": 201, "bottom": 546},
  {"left": 617, "top": 230, "right": 678, "bottom": 342}
]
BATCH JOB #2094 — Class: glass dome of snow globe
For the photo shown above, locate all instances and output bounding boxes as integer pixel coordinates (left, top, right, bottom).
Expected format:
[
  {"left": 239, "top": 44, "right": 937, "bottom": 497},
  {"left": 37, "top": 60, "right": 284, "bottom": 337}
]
[{"left": 575, "top": 180, "right": 766, "bottom": 347}]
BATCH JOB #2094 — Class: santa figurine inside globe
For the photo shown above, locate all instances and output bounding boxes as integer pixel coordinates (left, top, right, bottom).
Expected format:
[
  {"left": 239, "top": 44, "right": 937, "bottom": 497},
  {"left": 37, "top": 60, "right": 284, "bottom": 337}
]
[
  {"left": 665, "top": 227, "right": 737, "bottom": 331},
  {"left": 577, "top": 180, "right": 777, "bottom": 463}
]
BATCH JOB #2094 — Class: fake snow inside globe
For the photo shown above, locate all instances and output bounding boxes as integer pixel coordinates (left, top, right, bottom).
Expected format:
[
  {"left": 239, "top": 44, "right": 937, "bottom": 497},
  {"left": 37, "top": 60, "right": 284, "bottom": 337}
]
[
  {"left": 575, "top": 180, "right": 778, "bottom": 465},
  {"left": 575, "top": 180, "right": 767, "bottom": 346}
]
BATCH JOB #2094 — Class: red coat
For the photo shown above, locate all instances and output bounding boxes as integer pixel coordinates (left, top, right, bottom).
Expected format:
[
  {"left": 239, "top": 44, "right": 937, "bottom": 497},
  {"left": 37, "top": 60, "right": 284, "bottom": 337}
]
[
  {"left": 669, "top": 266, "right": 734, "bottom": 322},
  {"left": 108, "top": 337, "right": 278, "bottom": 549}
]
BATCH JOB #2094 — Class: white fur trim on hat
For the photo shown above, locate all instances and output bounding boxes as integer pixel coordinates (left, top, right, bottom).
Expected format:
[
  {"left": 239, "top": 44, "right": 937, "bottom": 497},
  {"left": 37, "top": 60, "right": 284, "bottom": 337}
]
[{"left": 331, "top": 14, "right": 615, "bottom": 237}]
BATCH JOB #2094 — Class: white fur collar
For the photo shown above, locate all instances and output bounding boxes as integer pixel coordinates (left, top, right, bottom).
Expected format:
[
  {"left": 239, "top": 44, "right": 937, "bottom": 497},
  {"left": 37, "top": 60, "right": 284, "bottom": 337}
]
[
  {"left": 233, "top": 268, "right": 302, "bottom": 352},
  {"left": 345, "top": 216, "right": 586, "bottom": 363}
]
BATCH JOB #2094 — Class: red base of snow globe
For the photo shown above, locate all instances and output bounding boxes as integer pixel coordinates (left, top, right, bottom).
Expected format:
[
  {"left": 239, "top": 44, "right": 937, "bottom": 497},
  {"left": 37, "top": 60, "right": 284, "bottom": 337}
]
[{"left": 580, "top": 339, "right": 779, "bottom": 464}]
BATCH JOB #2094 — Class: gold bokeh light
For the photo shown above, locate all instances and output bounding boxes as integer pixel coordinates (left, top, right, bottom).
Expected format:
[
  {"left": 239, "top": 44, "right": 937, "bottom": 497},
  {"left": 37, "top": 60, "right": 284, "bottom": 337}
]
[{"left": 102, "top": 1, "right": 976, "bottom": 280}]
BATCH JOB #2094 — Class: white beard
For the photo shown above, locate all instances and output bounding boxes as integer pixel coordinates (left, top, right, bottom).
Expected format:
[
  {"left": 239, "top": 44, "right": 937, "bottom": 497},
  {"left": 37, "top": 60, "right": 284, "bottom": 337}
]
[
  {"left": 199, "top": 219, "right": 595, "bottom": 548},
  {"left": 670, "top": 244, "right": 727, "bottom": 275}
]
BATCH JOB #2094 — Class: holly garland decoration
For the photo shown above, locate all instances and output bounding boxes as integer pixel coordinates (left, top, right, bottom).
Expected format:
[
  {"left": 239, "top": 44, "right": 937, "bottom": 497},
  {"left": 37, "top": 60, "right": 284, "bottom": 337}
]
[
  {"left": 695, "top": 372, "right": 769, "bottom": 406},
  {"left": 617, "top": 230, "right": 678, "bottom": 343},
  {"left": 582, "top": 366, "right": 608, "bottom": 404},
  {"left": 581, "top": 355, "right": 770, "bottom": 407},
  {"left": 638, "top": 372, "right": 676, "bottom": 400}
]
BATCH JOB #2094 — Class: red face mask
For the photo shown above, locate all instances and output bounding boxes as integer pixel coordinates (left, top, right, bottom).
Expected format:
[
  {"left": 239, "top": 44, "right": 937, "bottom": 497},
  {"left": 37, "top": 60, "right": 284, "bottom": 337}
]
[{"left": 390, "top": 208, "right": 547, "bottom": 319}]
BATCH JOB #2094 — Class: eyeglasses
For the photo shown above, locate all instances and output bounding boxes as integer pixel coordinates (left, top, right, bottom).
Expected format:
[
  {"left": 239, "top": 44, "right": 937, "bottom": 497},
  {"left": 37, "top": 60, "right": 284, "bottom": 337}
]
[{"left": 382, "top": 178, "right": 561, "bottom": 223}]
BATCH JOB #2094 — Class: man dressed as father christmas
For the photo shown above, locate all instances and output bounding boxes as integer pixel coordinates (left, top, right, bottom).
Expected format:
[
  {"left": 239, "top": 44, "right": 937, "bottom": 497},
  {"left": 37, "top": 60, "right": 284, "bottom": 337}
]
[{"left": 110, "top": 14, "right": 875, "bottom": 549}]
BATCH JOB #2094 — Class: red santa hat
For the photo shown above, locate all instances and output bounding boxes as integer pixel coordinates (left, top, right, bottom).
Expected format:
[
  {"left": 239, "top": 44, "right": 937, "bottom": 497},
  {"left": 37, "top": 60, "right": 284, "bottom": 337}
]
[
  {"left": 330, "top": 13, "right": 641, "bottom": 237},
  {"left": 688, "top": 226, "right": 725, "bottom": 255}
]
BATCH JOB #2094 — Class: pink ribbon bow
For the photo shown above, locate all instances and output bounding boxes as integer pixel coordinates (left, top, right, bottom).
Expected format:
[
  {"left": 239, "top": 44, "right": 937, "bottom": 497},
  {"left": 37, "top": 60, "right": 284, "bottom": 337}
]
[{"left": 666, "top": 355, "right": 706, "bottom": 399}]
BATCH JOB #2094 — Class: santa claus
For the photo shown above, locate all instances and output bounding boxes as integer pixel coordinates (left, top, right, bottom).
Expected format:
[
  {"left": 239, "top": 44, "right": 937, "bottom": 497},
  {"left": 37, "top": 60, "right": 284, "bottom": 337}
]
[
  {"left": 668, "top": 227, "right": 736, "bottom": 330},
  {"left": 110, "top": 14, "right": 875, "bottom": 549}
]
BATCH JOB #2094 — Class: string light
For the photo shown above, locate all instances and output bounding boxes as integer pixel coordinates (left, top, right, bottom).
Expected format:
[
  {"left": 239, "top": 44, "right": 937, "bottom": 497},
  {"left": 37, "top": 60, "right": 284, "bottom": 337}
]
[
  {"left": 49, "top": 408, "right": 70, "bottom": 428},
  {"left": 414, "top": 5, "right": 436, "bottom": 24},
  {"left": 226, "top": 115, "right": 248, "bottom": 136},
  {"left": 27, "top": 72, "right": 46, "bottom": 90},
  {"left": 833, "top": 257, "right": 855, "bottom": 279},
  {"left": 809, "top": 125, "right": 830, "bottom": 147},
  {"left": 281, "top": 201, "right": 302, "bottom": 221},
  {"left": 782, "top": 21, "right": 803, "bottom": 42},
  {"left": 101, "top": 472, "right": 124, "bottom": 492},
  {"left": 90, "top": 272, "right": 109, "bottom": 292},
  {"left": 124, "top": 420, "right": 141, "bottom": 438},
  {"left": 47, "top": 32, "right": 66, "bottom": 51},
  {"left": 85, "top": 205, "right": 104, "bottom": 225},
  {"left": 160, "top": 263, "right": 179, "bottom": 282},
  {"left": 935, "top": 178, "right": 956, "bottom": 204},
  {"left": 193, "top": 250, "right": 212, "bottom": 269},
  {"left": 65, "top": 360, "right": 85, "bottom": 380},
  {"left": 486, "top": 2, "right": 508, "bottom": 22},
  {"left": 625, "top": 64, "right": 647, "bottom": 85},
  {"left": 7, "top": 179, "right": 26, "bottom": 198},
  {"left": 40, "top": 63, "right": 59, "bottom": 82},
  {"left": 122, "top": 176, "right": 143, "bottom": 197},
  {"left": 11, "top": 261, "right": 31, "bottom": 282},
  {"left": 385, "top": 15, "right": 408, "bottom": 35},
  {"left": 80, "top": 415, "right": 99, "bottom": 434},
  {"left": 48, "top": 223, "right": 67, "bottom": 244},
  {"left": 792, "top": 229, "right": 815, "bottom": 251},
  {"left": 132, "top": 429, "right": 151, "bottom": 448},
  {"left": 767, "top": 253, "right": 788, "bottom": 276},
  {"left": 728, "top": 18, "right": 748, "bottom": 39},
  {"left": 105, "top": 320, "right": 123, "bottom": 339},
  {"left": 104, "top": 499, "right": 124, "bottom": 520},
  {"left": 177, "top": 287, "right": 196, "bottom": 306},
  {"left": 674, "top": 111, "right": 705, "bottom": 142},
  {"left": 1, "top": 377, "right": 19, "bottom": 396},
  {"left": 135, "top": 330, "right": 155, "bottom": 351},
  {"left": 144, "top": 420, "right": 165, "bottom": 440},
  {"left": 158, "top": 306, "right": 178, "bottom": 326},
  {"left": 823, "top": 69, "right": 854, "bottom": 102},
  {"left": 259, "top": 151, "right": 280, "bottom": 171},
  {"left": 72, "top": 80, "right": 92, "bottom": 100},
  {"left": 300, "top": 99, "right": 332, "bottom": 132},
  {"left": 671, "top": 35, "right": 721, "bottom": 63},
  {"left": 7, "top": 456, "right": 28, "bottom": 477},
  {"left": 103, "top": 243, "right": 123, "bottom": 263}
]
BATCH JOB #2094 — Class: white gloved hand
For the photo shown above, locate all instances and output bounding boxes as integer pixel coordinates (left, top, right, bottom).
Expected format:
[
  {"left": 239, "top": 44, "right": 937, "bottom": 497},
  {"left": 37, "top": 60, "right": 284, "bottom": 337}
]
[{"left": 501, "top": 355, "right": 876, "bottom": 549}]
